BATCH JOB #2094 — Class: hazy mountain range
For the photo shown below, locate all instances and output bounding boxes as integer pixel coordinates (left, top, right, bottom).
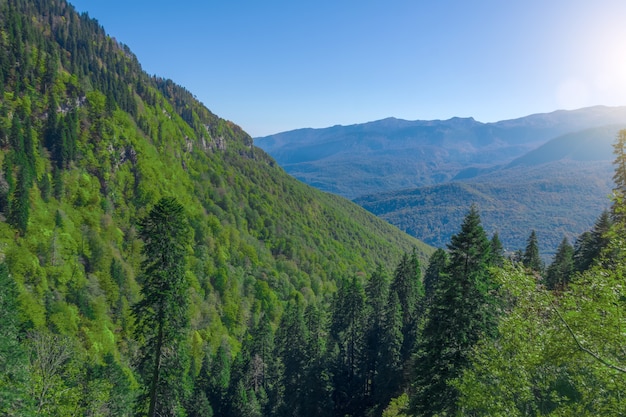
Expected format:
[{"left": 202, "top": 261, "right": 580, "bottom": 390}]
[{"left": 256, "top": 107, "right": 626, "bottom": 254}]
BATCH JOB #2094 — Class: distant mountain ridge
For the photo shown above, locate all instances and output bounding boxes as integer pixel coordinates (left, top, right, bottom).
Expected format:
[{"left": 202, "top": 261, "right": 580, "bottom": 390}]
[
  {"left": 355, "top": 124, "right": 622, "bottom": 254},
  {"left": 257, "top": 108, "right": 626, "bottom": 254},
  {"left": 255, "top": 106, "right": 626, "bottom": 199}
]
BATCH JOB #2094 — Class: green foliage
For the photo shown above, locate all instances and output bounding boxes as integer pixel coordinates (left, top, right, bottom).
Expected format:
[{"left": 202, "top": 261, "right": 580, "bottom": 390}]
[
  {"left": 133, "top": 197, "right": 191, "bottom": 417},
  {"left": 374, "top": 290, "right": 404, "bottom": 408},
  {"left": 389, "top": 249, "right": 423, "bottom": 375},
  {"left": 356, "top": 164, "right": 615, "bottom": 258},
  {"left": 456, "top": 255, "right": 626, "bottom": 416},
  {"left": 612, "top": 129, "right": 626, "bottom": 200},
  {"left": 545, "top": 237, "right": 574, "bottom": 290},
  {"left": 423, "top": 248, "right": 448, "bottom": 301},
  {"left": 490, "top": 232, "right": 505, "bottom": 267},
  {"left": 573, "top": 210, "right": 612, "bottom": 273},
  {"left": 330, "top": 275, "right": 367, "bottom": 416},
  {"left": 523, "top": 230, "right": 544, "bottom": 273},
  {"left": 0, "top": 1, "right": 429, "bottom": 415},
  {"left": 412, "top": 205, "right": 498, "bottom": 416},
  {"left": 0, "top": 263, "right": 34, "bottom": 416}
]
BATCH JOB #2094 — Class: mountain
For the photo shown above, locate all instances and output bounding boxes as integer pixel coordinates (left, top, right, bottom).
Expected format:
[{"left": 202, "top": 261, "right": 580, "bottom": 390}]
[
  {"left": 0, "top": 1, "right": 431, "bottom": 414},
  {"left": 255, "top": 107, "right": 626, "bottom": 199},
  {"left": 355, "top": 125, "right": 621, "bottom": 255}
]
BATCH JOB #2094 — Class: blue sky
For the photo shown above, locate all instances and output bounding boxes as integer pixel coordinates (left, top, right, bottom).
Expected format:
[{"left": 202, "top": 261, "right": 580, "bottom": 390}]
[{"left": 69, "top": 0, "right": 626, "bottom": 137}]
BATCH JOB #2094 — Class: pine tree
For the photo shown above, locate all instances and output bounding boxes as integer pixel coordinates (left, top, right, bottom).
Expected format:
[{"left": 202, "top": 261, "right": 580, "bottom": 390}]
[
  {"left": 9, "top": 114, "right": 24, "bottom": 155},
  {"left": 612, "top": 129, "right": 626, "bottom": 220},
  {"left": 523, "top": 230, "right": 543, "bottom": 273},
  {"left": 273, "top": 295, "right": 309, "bottom": 417},
  {"left": 8, "top": 166, "right": 31, "bottom": 236},
  {"left": 301, "top": 303, "right": 332, "bottom": 417},
  {"left": 545, "top": 237, "right": 574, "bottom": 290},
  {"left": 0, "top": 263, "right": 34, "bottom": 415},
  {"left": 490, "top": 232, "right": 505, "bottom": 267},
  {"left": 133, "top": 197, "right": 191, "bottom": 417},
  {"left": 364, "top": 264, "right": 389, "bottom": 402},
  {"left": 226, "top": 314, "right": 276, "bottom": 416},
  {"left": 390, "top": 249, "right": 423, "bottom": 363},
  {"left": 412, "top": 205, "right": 497, "bottom": 417},
  {"left": 206, "top": 344, "right": 231, "bottom": 416},
  {"left": 573, "top": 210, "right": 613, "bottom": 272},
  {"left": 374, "top": 290, "right": 404, "bottom": 408},
  {"left": 423, "top": 248, "right": 448, "bottom": 301},
  {"left": 330, "top": 275, "right": 367, "bottom": 417}
]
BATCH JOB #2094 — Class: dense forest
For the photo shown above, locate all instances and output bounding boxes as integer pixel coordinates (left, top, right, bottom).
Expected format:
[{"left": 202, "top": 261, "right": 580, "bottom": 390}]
[{"left": 2, "top": 1, "right": 626, "bottom": 416}]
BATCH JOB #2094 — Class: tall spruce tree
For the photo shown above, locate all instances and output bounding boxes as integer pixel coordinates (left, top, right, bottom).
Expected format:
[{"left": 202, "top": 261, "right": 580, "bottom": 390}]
[
  {"left": 489, "top": 232, "right": 505, "bottom": 267},
  {"left": 423, "top": 248, "right": 449, "bottom": 301},
  {"left": 206, "top": 344, "right": 231, "bottom": 417},
  {"left": 573, "top": 210, "right": 613, "bottom": 272},
  {"left": 301, "top": 303, "right": 332, "bottom": 417},
  {"left": 272, "top": 295, "right": 309, "bottom": 417},
  {"left": 8, "top": 165, "right": 31, "bottom": 236},
  {"left": 545, "top": 237, "right": 574, "bottom": 290},
  {"left": 330, "top": 274, "right": 367, "bottom": 417},
  {"left": 0, "top": 262, "right": 34, "bottom": 416},
  {"left": 374, "top": 290, "right": 404, "bottom": 408},
  {"left": 412, "top": 205, "right": 497, "bottom": 417},
  {"left": 133, "top": 197, "right": 191, "bottom": 417},
  {"left": 364, "top": 264, "right": 390, "bottom": 402},
  {"left": 612, "top": 129, "right": 626, "bottom": 220},
  {"left": 390, "top": 249, "right": 423, "bottom": 364},
  {"left": 523, "top": 230, "right": 543, "bottom": 273}
]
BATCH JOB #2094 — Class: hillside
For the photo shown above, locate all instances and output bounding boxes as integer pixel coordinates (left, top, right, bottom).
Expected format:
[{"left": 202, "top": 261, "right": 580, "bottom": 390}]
[
  {"left": 355, "top": 125, "right": 620, "bottom": 255},
  {"left": 255, "top": 107, "right": 626, "bottom": 198},
  {"left": 0, "top": 1, "right": 431, "bottom": 414}
]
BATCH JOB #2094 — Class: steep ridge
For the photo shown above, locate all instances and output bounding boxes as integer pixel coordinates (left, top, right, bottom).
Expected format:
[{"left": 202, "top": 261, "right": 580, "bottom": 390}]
[{"left": 0, "top": 0, "right": 431, "bottom": 411}]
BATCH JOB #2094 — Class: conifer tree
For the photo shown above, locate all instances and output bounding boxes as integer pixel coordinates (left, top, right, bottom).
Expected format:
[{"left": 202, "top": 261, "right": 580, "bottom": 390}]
[
  {"left": 301, "top": 303, "right": 332, "bottom": 416},
  {"left": 8, "top": 166, "right": 31, "bottom": 236},
  {"left": 523, "top": 230, "right": 543, "bottom": 273},
  {"left": 273, "top": 295, "right": 309, "bottom": 417},
  {"left": 364, "top": 264, "right": 389, "bottom": 401},
  {"left": 390, "top": 249, "right": 423, "bottom": 363},
  {"left": 0, "top": 263, "right": 34, "bottom": 415},
  {"left": 330, "top": 275, "right": 367, "bottom": 417},
  {"left": 612, "top": 130, "right": 626, "bottom": 200},
  {"left": 133, "top": 197, "right": 191, "bottom": 417},
  {"left": 613, "top": 130, "right": 626, "bottom": 222},
  {"left": 226, "top": 314, "right": 276, "bottom": 416},
  {"left": 206, "top": 344, "right": 231, "bottom": 416},
  {"left": 490, "top": 232, "right": 505, "bottom": 267},
  {"left": 423, "top": 248, "right": 448, "bottom": 301},
  {"left": 573, "top": 210, "right": 613, "bottom": 272},
  {"left": 545, "top": 237, "right": 574, "bottom": 290},
  {"left": 412, "top": 205, "right": 497, "bottom": 417},
  {"left": 9, "top": 114, "right": 24, "bottom": 155},
  {"left": 374, "top": 290, "right": 404, "bottom": 407}
]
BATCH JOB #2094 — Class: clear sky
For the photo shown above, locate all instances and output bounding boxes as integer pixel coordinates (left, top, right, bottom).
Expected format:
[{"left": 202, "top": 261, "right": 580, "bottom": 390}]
[{"left": 69, "top": 0, "right": 626, "bottom": 137}]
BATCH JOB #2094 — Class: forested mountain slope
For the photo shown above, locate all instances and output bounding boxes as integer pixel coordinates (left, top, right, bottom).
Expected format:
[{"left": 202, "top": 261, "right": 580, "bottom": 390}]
[
  {"left": 0, "top": 1, "right": 430, "bottom": 414},
  {"left": 356, "top": 125, "right": 620, "bottom": 255}
]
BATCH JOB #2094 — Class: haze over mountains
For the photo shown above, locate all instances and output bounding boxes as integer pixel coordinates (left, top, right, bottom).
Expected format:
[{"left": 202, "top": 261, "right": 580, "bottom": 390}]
[{"left": 256, "top": 106, "right": 626, "bottom": 254}]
